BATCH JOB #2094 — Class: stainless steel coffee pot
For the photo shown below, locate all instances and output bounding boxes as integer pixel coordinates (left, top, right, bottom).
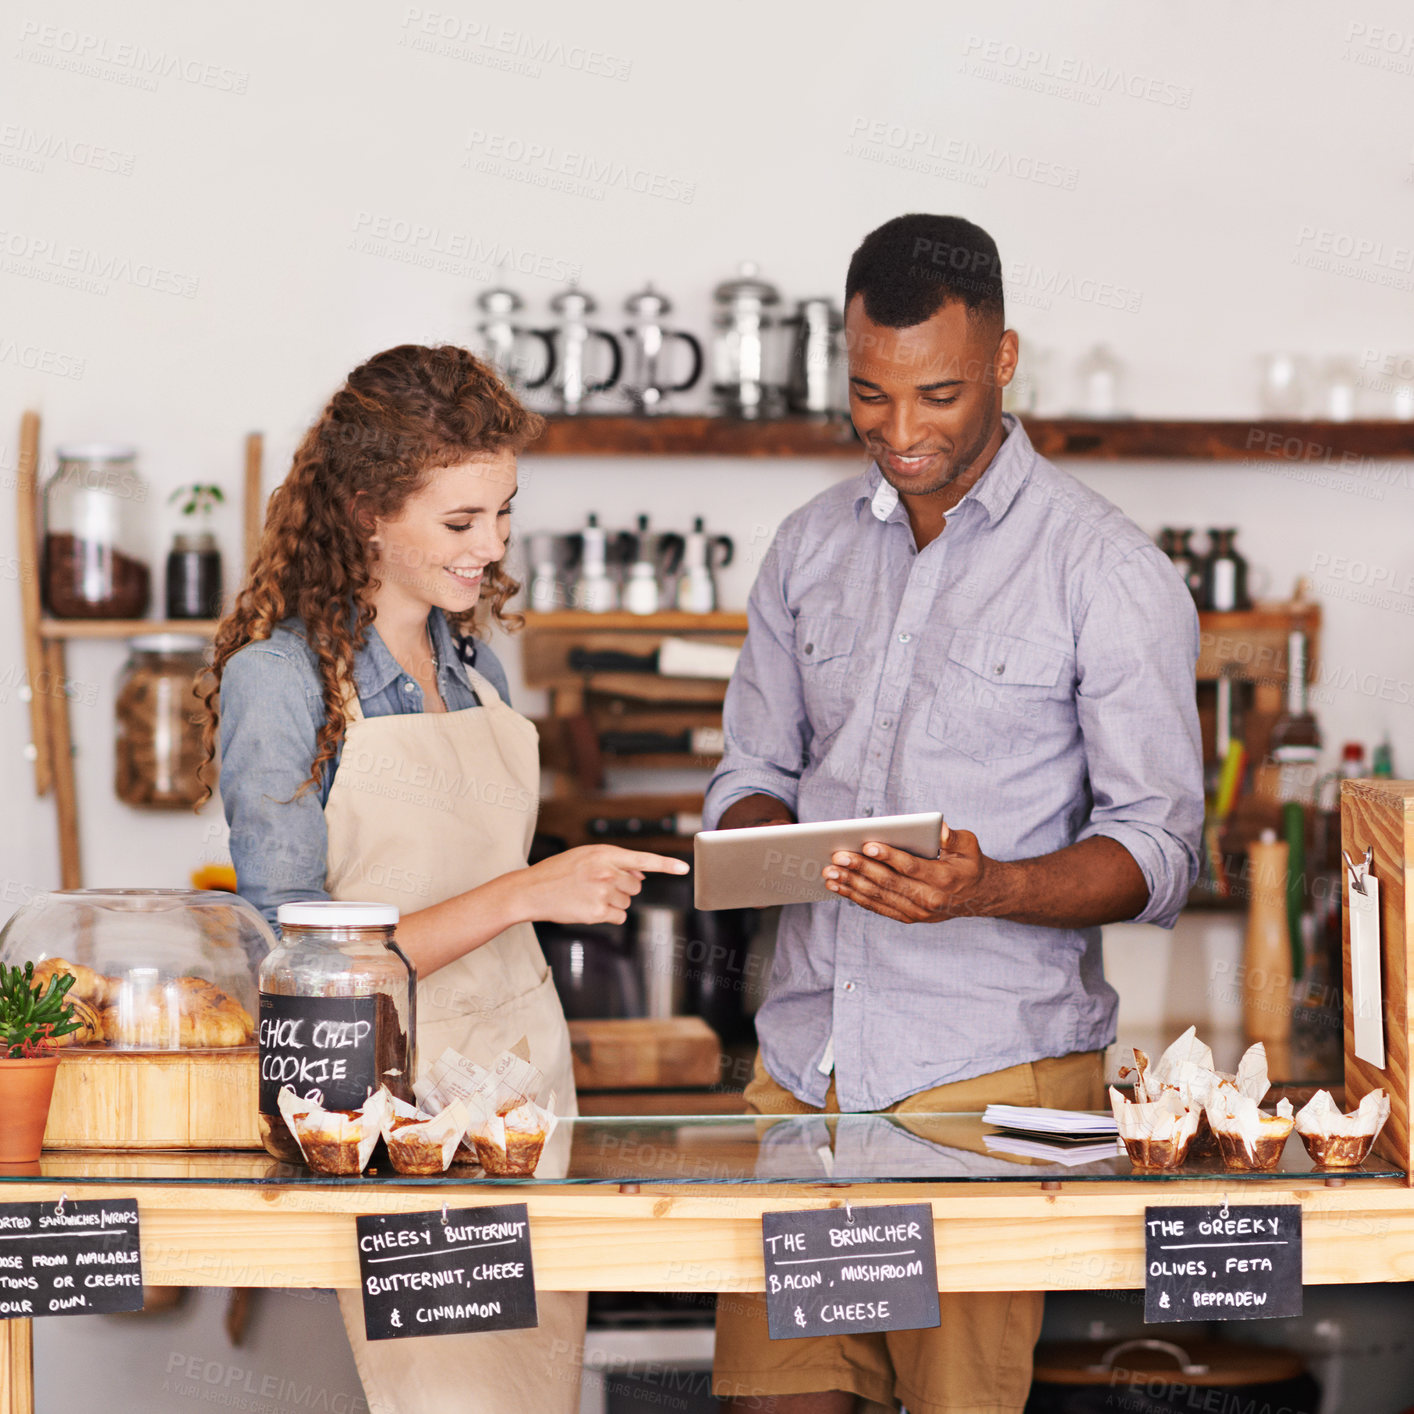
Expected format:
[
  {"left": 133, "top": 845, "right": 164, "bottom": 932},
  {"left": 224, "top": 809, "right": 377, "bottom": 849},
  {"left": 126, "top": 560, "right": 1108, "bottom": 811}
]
[{"left": 674, "top": 517, "right": 734, "bottom": 614}]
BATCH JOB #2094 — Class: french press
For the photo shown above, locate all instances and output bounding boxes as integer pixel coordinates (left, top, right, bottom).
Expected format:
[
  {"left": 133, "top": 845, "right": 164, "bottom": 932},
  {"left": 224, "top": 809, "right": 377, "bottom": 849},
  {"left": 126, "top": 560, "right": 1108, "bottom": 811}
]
[
  {"left": 544, "top": 288, "right": 622, "bottom": 415},
  {"left": 474, "top": 288, "right": 554, "bottom": 393},
  {"left": 710, "top": 261, "right": 785, "bottom": 420},
  {"left": 622, "top": 284, "right": 703, "bottom": 415}
]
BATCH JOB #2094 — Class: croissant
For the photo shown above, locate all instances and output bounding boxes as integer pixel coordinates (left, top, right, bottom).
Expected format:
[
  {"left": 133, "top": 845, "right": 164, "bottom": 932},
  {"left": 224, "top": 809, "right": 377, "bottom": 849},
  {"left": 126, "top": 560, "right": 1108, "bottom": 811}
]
[
  {"left": 101, "top": 976, "right": 255, "bottom": 1049},
  {"left": 30, "top": 956, "right": 114, "bottom": 1009},
  {"left": 48, "top": 996, "right": 104, "bottom": 1048}
]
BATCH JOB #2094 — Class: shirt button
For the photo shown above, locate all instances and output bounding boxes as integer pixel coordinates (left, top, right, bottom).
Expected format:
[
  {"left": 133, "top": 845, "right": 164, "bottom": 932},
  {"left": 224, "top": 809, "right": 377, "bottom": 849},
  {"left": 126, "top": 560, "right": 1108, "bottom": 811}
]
[
  {"left": 993, "top": 664, "right": 1005, "bottom": 675},
  {"left": 880, "top": 718, "right": 892, "bottom": 728},
  {"left": 803, "top": 643, "right": 814, "bottom": 655},
  {"left": 898, "top": 632, "right": 912, "bottom": 644},
  {"left": 842, "top": 981, "right": 856, "bottom": 992},
  {"left": 862, "top": 806, "right": 874, "bottom": 816},
  {"left": 403, "top": 681, "right": 416, "bottom": 693}
]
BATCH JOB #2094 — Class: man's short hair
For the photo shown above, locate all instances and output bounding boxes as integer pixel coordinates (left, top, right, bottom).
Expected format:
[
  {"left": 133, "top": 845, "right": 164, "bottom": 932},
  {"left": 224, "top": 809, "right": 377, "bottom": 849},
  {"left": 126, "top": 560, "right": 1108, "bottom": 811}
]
[{"left": 845, "top": 214, "right": 1004, "bottom": 329}]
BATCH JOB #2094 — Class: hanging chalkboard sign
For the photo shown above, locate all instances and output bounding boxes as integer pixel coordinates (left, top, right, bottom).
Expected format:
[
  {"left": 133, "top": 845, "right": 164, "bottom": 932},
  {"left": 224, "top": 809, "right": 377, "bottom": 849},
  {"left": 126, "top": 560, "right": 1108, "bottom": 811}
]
[
  {"left": 258, "top": 992, "right": 379, "bottom": 1112},
  {"left": 1144, "top": 1203, "right": 1301, "bottom": 1322},
  {"left": 762, "top": 1202, "right": 940, "bottom": 1341},
  {"left": 356, "top": 1203, "right": 537, "bottom": 1341},
  {"left": 0, "top": 1198, "right": 143, "bottom": 1317}
]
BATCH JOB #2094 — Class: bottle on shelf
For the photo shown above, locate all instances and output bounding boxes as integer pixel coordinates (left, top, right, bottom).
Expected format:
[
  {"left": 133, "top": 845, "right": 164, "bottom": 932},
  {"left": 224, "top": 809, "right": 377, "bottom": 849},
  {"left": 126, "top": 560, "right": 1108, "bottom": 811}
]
[
  {"left": 1158, "top": 527, "right": 1204, "bottom": 605},
  {"left": 1200, "top": 528, "right": 1251, "bottom": 612},
  {"left": 1340, "top": 741, "right": 1367, "bottom": 779},
  {"left": 1268, "top": 629, "right": 1321, "bottom": 804},
  {"left": 1372, "top": 735, "right": 1394, "bottom": 778}
]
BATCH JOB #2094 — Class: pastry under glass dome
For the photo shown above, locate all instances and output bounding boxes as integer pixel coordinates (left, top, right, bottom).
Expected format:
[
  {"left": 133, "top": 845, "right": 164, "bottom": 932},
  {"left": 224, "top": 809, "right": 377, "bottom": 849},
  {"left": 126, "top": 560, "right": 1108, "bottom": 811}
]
[{"left": 0, "top": 889, "right": 271, "bottom": 1051}]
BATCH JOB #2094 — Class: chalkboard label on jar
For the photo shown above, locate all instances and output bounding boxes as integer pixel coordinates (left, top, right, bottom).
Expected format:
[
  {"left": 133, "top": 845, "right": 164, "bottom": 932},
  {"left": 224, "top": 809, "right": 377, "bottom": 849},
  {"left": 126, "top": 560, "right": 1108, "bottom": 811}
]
[{"left": 258, "top": 992, "right": 380, "bottom": 1112}]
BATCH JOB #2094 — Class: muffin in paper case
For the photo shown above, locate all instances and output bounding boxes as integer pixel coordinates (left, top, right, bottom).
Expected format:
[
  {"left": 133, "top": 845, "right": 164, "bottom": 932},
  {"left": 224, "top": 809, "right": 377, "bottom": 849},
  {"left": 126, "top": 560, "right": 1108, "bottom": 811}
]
[
  {"left": 1205, "top": 1085, "right": 1294, "bottom": 1171},
  {"left": 1294, "top": 1089, "right": 1390, "bottom": 1169},
  {"left": 1109, "top": 1086, "right": 1201, "bottom": 1170},
  {"left": 277, "top": 1086, "right": 391, "bottom": 1175},
  {"left": 380, "top": 1093, "right": 470, "bottom": 1176}
]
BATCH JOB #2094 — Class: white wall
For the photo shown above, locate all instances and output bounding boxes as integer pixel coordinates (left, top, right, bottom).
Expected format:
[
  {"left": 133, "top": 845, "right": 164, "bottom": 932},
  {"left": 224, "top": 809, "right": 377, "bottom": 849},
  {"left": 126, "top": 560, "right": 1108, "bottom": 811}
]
[{"left": 5, "top": 0, "right": 1414, "bottom": 980}]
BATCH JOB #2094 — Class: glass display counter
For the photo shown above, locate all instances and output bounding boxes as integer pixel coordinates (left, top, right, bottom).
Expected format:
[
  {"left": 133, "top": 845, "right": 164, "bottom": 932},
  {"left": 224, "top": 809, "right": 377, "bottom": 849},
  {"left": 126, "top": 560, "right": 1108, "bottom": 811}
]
[{"left": 0, "top": 1113, "right": 1399, "bottom": 1186}]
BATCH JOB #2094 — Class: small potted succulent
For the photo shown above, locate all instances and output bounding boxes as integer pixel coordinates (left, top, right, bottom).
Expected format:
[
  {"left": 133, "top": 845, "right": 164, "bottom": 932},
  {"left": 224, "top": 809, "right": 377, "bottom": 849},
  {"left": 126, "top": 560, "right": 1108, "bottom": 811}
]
[
  {"left": 165, "top": 482, "right": 226, "bottom": 619},
  {"left": 0, "top": 962, "right": 83, "bottom": 1162}
]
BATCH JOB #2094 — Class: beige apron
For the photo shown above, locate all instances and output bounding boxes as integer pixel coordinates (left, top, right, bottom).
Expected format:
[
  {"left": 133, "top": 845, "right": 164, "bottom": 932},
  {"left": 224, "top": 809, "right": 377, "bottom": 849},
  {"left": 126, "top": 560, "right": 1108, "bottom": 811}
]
[{"left": 324, "top": 665, "right": 584, "bottom": 1414}]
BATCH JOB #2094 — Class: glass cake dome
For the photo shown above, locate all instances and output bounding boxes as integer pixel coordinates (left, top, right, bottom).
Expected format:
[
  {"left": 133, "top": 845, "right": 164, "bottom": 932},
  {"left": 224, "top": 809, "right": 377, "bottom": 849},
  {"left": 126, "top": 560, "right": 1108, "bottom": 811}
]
[{"left": 0, "top": 888, "right": 272, "bottom": 1051}]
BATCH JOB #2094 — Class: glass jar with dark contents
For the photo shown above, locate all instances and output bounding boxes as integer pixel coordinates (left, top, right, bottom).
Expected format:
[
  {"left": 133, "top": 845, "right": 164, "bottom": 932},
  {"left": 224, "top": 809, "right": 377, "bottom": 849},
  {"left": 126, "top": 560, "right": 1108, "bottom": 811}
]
[
  {"left": 43, "top": 444, "right": 152, "bottom": 619},
  {"left": 257, "top": 902, "right": 416, "bottom": 1164}
]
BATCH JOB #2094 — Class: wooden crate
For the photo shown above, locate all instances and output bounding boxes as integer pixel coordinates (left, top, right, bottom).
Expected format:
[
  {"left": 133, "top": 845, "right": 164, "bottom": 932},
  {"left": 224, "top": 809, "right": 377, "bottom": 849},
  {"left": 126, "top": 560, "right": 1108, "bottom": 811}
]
[
  {"left": 568, "top": 1017, "right": 721, "bottom": 1091},
  {"left": 44, "top": 1049, "right": 261, "bottom": 1150},
  {"left": 1341, "top": 779, "right": 1414, "bottom": 1181}
]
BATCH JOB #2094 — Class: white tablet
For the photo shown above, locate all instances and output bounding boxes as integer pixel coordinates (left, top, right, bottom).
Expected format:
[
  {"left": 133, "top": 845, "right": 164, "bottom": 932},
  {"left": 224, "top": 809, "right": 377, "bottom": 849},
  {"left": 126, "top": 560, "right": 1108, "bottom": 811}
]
[{"left": 693, "top": 811, "right": 943, "bottom": 910}]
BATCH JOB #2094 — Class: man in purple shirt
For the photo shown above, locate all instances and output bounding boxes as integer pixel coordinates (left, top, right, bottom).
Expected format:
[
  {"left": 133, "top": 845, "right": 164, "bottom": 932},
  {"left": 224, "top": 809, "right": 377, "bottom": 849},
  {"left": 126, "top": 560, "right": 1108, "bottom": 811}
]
[{"left": 709, "top": 214, "right": 1202, "bottom": 1414}]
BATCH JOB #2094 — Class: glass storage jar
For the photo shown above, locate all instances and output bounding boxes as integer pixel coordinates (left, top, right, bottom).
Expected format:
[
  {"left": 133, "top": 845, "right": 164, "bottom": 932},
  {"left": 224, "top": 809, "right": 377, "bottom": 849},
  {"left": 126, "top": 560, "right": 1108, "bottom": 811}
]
[
  {"left": 258, "top": 902, "right": 417, "bottom": 1163},
  {"left": 114, "top": 634, "right": 208, "bottom": 808},
  {"left": 43, "top": 444, "right": 152, "bottom": 619},
  {"left": 0, "top": 888, "right": 269, "bottom": 1051}
]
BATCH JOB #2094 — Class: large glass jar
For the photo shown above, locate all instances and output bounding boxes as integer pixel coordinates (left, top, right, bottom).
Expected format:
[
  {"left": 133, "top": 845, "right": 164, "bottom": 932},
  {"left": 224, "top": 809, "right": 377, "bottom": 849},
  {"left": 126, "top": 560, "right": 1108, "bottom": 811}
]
[
  {"left": 0, "top": 888, "right": 269, "bottom": 1051},
  {"left": 114, "top": 635, "right": 208, "bottom": 808},
  {"left": 258, "top": 902, "right": 417, "bottom": 1163},
  {"left": 43, "top": 444, "right": 151, "bottom": 619}
]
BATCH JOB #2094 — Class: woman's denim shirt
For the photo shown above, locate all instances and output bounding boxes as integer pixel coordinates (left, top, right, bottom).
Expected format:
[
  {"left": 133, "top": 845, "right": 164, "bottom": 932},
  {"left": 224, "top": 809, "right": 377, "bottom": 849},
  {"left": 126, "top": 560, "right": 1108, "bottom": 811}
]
[{"left": 219, "top": 609, "right": 511, "bottom": 931}]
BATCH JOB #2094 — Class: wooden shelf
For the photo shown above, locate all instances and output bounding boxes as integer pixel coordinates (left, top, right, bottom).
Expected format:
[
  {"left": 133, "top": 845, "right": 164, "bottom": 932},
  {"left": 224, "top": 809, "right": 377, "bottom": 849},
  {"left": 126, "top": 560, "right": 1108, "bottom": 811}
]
[
  {"left": 521, "top": 610, "right": 747, "bottom": 632},
  {"left": 39, "top": 618, "right": 218, "bottom": 640},
  {"left": 534, "top": 415, "right": 860, "bottom": 457},
  {"left": 531, "top": 416, "right": 1414, "bottom": 461}
]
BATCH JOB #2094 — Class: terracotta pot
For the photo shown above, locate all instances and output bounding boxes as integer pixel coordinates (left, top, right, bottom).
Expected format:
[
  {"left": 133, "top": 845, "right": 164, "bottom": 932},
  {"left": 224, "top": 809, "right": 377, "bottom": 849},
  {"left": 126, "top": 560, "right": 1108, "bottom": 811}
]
[{"left": 0, "top": 1056, "right": 61, "bottom": 1162}]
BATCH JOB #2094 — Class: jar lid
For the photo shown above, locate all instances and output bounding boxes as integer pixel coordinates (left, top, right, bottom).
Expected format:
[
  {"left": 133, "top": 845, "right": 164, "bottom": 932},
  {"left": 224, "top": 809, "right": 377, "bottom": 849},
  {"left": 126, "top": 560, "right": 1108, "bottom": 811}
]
[
  {"left": 55, "top": 443, "right": 137, "bottom": 463},
  {"left": 128, "top": 634, "right": 208, "bottom": 653},
  {"left": 277, "top": 901, "right": 399, "bottom": 927}
]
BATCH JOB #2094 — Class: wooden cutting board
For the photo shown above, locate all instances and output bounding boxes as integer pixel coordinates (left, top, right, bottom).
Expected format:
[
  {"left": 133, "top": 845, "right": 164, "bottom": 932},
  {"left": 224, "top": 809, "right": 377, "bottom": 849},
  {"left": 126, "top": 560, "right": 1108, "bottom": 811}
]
[{"left": 568, "top": 1018, "right": 721, "bottom": 1091}]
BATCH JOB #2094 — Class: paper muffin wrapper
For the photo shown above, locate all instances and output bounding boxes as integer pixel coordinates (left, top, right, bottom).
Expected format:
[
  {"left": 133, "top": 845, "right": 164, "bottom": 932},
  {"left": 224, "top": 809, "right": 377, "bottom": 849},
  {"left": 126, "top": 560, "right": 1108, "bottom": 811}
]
[
  {"left": 1205, "top": 1088, "right": 1293, "bottom": 1168},
  {"left": 1109, "top": 1086, "right": 1200, "bottom": 1167},
  {"left": 381, "top": 1094, "right": 469, "bottom": 1175},
  {"left": 277, "top": 1086, "right": 391, "bottom": 1174},
  {"left": 469, "top": 1096, "right": 560, "bottom": 1176},
  {"left": 1294, "top": 1088, "right": 1389, "bottom": 1169}
]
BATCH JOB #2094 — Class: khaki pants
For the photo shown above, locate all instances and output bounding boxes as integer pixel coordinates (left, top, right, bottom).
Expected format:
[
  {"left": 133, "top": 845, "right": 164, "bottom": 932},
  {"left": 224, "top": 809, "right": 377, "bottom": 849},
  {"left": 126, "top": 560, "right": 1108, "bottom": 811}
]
[{"left": 713, "top": 1051, "right": 1106, "bottom": 1414}]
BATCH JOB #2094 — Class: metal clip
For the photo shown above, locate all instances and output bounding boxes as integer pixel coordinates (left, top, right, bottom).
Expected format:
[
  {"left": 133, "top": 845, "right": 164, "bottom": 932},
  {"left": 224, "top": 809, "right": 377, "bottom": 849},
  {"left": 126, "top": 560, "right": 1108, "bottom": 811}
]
[
  {"left": 1344, "top": 846, "right": 1374, "bottom": 897},
  {"left": 845, "top": 1201, "right": 854, "bottom": 1224},
  {"left": 1218, "top": 1198, "right": 1228, "bottom": 1221},
  {"left": 441, "top": 1202, "right": 449, "bottom": 1226},
  {"left": 55, "top": 1192, "right": 67, "bottom": 1217}
]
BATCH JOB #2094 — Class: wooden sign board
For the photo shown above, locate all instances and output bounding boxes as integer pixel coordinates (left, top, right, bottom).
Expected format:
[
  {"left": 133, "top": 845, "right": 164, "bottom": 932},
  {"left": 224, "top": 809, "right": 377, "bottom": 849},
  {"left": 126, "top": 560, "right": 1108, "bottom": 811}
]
[
  {"left": 356, "top": 1204, "right": 537, "bottom": 1341},
  {"left": 1144, "top": 1204, "right": 1301, "bottom": 1323},
  {"left": 0, "top": 1199, "right": 143, "bottom": 1317},
  {"left": 1340, "top": 779, "right": 1414, "bottom": 1182},
  {"left": 761, "top": 1203, "right": 940, "bottom": 1341}
]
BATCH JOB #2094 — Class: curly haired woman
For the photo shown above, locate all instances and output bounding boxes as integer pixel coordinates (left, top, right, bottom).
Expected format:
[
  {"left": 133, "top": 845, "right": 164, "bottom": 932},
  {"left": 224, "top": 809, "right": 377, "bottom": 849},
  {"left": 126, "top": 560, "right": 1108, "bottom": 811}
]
[{"left": 205, "top": 344, "right": 687, "bottom": 1413}]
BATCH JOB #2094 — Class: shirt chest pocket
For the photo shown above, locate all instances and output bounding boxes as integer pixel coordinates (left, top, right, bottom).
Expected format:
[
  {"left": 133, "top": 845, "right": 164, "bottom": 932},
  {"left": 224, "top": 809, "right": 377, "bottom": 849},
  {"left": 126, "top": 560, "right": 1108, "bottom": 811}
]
[
  {"left": 795, "top": 615, "right": 859, "bottom": 744},
  {"left": 926, "top": 629, "right": 1069, "bottom": 762}
]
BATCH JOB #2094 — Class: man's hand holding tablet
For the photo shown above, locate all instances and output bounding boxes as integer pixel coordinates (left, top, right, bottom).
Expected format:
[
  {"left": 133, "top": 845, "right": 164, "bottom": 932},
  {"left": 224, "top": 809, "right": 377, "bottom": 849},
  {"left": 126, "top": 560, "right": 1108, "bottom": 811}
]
[{"left": 694, "top": 809, "right": 942, "bottom": 910}]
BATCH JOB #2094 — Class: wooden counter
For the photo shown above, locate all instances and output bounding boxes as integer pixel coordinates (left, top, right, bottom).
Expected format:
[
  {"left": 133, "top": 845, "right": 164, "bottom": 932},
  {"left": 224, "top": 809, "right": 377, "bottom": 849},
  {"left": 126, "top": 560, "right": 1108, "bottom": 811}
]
[{"left": 2, "top": 1125, "right": 1408, "bottom": 1413}]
